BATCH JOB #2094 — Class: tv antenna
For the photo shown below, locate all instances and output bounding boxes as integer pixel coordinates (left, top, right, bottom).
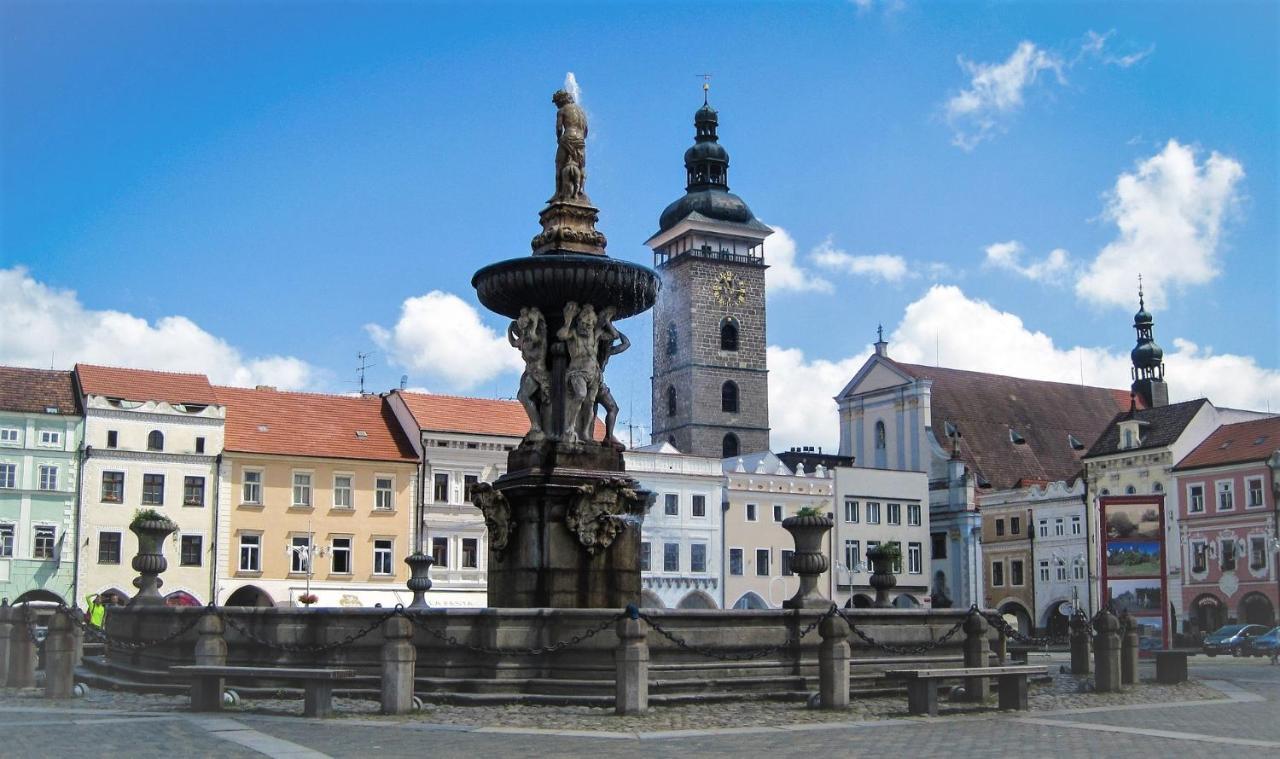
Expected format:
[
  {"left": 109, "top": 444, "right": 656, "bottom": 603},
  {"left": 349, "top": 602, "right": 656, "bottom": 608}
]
[{"left": 356, "top": 352, "right": 376, "bottom": 395}]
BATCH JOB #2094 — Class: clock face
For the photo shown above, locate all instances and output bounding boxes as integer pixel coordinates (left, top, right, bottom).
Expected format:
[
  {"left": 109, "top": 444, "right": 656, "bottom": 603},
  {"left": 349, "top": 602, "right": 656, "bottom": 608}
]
[{"left": 711, "top": 270, "right": 746, "bottom": 306}]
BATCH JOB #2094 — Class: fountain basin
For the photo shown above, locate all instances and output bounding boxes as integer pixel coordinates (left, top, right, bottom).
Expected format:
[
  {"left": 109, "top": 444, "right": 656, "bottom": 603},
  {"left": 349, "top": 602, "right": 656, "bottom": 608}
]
[{"left": 472, "top": 254, "right": 659, "bottom": 320}]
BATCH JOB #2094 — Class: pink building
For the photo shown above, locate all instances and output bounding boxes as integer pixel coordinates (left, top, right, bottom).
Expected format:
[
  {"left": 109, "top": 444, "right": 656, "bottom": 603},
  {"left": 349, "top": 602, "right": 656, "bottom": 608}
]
[{"left": 1173, "top": 416, "right": 1280, "bottom": 632}]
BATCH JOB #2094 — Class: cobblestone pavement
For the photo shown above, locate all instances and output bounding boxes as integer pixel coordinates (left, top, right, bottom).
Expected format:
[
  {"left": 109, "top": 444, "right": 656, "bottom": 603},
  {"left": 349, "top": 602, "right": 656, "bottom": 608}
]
[{"left": 2, "top": 653, "right": 1278, "bottom": 757}]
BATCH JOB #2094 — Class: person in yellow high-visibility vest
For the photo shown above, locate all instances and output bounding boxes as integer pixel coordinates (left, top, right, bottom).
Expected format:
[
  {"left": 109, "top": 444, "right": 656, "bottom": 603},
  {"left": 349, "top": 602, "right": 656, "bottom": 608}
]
[{"left": 84, "top": 594, "right": 106, "bottom": 628}]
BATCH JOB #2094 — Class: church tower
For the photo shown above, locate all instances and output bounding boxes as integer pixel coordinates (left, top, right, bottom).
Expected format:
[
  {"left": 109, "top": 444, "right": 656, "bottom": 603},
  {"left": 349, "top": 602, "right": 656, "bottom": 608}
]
[
  {"left": 647, "top": 91, "right": 772, "bottom": 458},
  {"left": 1130, "top": 278, "right": 1169, "bottom": 408}
]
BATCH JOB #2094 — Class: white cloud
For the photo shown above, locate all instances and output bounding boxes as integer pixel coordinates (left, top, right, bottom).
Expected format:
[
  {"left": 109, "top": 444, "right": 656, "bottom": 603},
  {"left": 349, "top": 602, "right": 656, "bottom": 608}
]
[
  {"left": 1080, "top": 29, "right": 1154, "bottom": 68},
  {"left": 366, "top": 290, "right": 521, "bottom": 391},
  {"left": 0, "top": 266, "right": 316, "bottom": 389},
  {"left": 763, "top": 226, "right": 834, "bottom": 294},
  {"left": 849, "top": 0, "right": 905, "bottom": 13},
  {"left": 767, "top": 284, "right": 1280, "bottom": 450},
  {"left": 983, "top": 240, "right": 1072, "bottom": 283},
  {"left": 945, "top": 41, "right": 1065, "bottom": 150},
  {"left": 1076, "top": 140, "right": 1244, "bottom": 310},
  {"left": 811, "top": 239, "right": 911, "bottom": 283}
]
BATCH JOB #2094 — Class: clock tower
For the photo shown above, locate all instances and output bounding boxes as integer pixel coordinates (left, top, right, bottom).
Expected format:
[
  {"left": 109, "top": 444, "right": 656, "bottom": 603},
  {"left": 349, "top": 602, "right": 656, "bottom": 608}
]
[{"left": 647, "top": 93, "right": 772, "bottom": 458}]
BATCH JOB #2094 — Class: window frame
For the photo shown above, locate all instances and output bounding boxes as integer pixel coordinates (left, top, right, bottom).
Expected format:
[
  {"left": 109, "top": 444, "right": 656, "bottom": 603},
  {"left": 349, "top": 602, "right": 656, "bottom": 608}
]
[
  {"left": 238, "top": 533, "right": 262, "bottom": 573},
  {"left": 907, "top": 503, "right": 921, "bottom": 526},
  {"left": 373, "top": 538, "right": 394, "bottom": 576},
  {"left": 0, "top": 522, "right": 13, "bottom": 558},
  {"left": 690, "top": 542, "right": 707, "bottom": 574},
  {"left": 755, "top": 548, "right": 770, "bottom": 577},
  {"left": 39, "top": 429, "right": 62, "bottom": 447},
  {"left": 0, "top": 462, "right": 15, "bottom": 489},
  {"left": 664, "top": 493, "right": 679, "bottom": 517},
  {"left": 866, "top": 501, "right": 881, "bottom": 524},
  {"left": 692, "top": 494, "right": 706, "bottom": 518},
  {"left": 375, "top": 474, "right": 396, "bottom": 510},
  {"left": 431, "top": 536, "right": 450, "bottom": 569},
  {"left": 183, "top": 475, "right": 206, "bottom": 507},
  {"left": 241, "top": 469, "right": 263, "bottom": 505},
  {"left": 908, "top": 542, "right": 922, "bottom": 575},
  {"left": 461, "top": 537, "right": 479, "bottom": 569},
  {"left": 844, "top": 499, "right": 859, "bottom": 523},
  {"left": 1246, "top": 477, "right": 1265, "bottom": 509},
  {"left": 98, "top": 531, "right": 122, "bottom": 565},
  {"left": 180, "top": 534, "right": 203, "bottom": 567},
  {"left": 844, "top": 540, "right": 861, "bottom": 572},
  {"left": 991, "top": 559, "right": 1004, "bottom": 587},
  {"left": 291, "top": 470, "right": 314, "bottom": 508},
  {"left": 1216, "top": 480, "right": 1234, "bottom": 512},
  {"left": 1188, "top": 484, "right": 1206, "bottom": 513},
  {"left": 0, "top": 427, "right": 19, "bottom": 444},
  {"left": 289, "top": 534, "right": 312, "bottom": 574},
  {"left": 330, "top": 536, "right": 353, "bottom": 575},
  {"left": 38, "top": 464, "right": 58, "bottom": 491},
  {"left": 32, "top": 524, "right": 56, "bottom": 559},
  {"left": 1038, "top": 560, "right": 1050, "bottom": 582},
  {"left": 663, "top": 542, "right": 679, "bottom": 573},
  {"left": 745, "top": 503, "right": 758, "bottom": 522},
  {"left": 332, "top": 474, "right": 354, "bottom": 509},
  {"left": 772, "top": 504, "right": 784, "bottom": 523},
  {"left": 146, "top": 430, "right": 163, "bottom": 451},
  {"left": 1010, "top": 559, "right": 1024, "bottom": 587},
  {"left": 101, "top": 470, "right": 125, "bottom": 503},
  {"left": 432, "top": 472, "right": 450, "bottom": 503},
  {"left": 728, "top": 547, "right": 743, "bottom": 576},
  {"left": 142, "top": 473, "right": 165, "bottom": 505},
  {"left": 887, "top": 502, "right": 901, "bottom": 525},
  {"left": 639, "top": 541, "right": 651, "bottom": 572}
]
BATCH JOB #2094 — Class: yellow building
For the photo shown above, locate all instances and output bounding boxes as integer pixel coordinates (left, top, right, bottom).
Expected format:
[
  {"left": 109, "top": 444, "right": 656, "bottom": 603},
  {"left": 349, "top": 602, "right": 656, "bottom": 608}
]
[{"left": 214, "top": 386, "right": 418, "bottom": 607}]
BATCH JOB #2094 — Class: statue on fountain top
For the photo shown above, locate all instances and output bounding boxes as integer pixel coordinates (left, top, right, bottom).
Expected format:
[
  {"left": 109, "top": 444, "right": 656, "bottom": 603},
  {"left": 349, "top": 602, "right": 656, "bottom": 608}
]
[
  {"left": 532, "top": 89, "right": 607, "bottom": 255},
  {"left": 552, "top": 89, "right": 588, "bottom": 202}
]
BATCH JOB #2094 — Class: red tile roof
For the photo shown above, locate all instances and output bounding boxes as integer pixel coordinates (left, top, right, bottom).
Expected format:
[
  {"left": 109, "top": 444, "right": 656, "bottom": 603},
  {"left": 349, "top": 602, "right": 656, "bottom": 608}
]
[
  {"left": 0, "top": 366, "right": 80, "bottom": 415},
  {"left": 216, "top": 386, "right": 417, "bottom": 463},
  {"left": 75, "top": 364, "right": 217, "bottom": 405},
  {"left": 1174, "top": 415, "right": 1280, "bottom": 471},
  {"left": 394, "top": 390, "right": 604, "bottom": 440},
  {"left": 889, "top": 360, "right": 1134, "bottom": 490}
]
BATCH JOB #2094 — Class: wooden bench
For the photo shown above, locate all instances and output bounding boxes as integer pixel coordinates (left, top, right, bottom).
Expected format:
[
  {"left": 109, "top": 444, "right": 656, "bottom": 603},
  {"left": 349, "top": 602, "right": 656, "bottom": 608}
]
[
  {"left": 884, "top": 665, "right": 1049, "bottom": 716},
  {"left": 1154, "top": 650, "right": 1192, "bottom": 684},
  {"left": 170, "top": 665, "right": 356, "bottom": 718}
]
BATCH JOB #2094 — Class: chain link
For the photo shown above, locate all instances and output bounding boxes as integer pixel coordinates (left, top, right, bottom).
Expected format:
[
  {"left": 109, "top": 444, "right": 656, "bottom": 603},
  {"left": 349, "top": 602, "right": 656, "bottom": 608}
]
[
  {"left": 403, "top": 609, "right": 624, "bottom": 656},
  {"left": 639, "top": 608, "right": 832, "bottom": 661},
  {"left": 218, "top": 607, "right": 400, "bottom": 655},
  {"left": 835, "top": 606, "right": 967, "bottom": 655},
  {"left": 53, "top": 603, "right": 210, "bottom": 651}
]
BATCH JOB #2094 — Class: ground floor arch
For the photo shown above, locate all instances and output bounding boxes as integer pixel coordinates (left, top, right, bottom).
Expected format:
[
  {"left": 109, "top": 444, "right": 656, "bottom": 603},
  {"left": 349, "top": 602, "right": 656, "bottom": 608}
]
[
  {"left": 1191, "top": 593, "right": 1227, "bottom": 633},
  {"left": 998, "top": 601, "right": 1033, "bottom": 636},
  {"left": 639, "top": 590, "right": 665, "bottom": 609},
  {"left": 677, "top": 590, "right": 717, "bottom": 609},
  {"left": 732, "top": 592, "right": 768, "bottom": 610},
  {"left": 13, "top": 589, "right": 66, "bottom": 606},
  {"left": 892, "top": 593, "right": 920, "bottom": 609},
  {"left": 1240, "top": 592, "right": 1276, "bottom": 626},
  {"left": 164, "top": 590, "right": 202, "bottom": 607},
  {"left": 1042, "top": 600, "right": 1072, "bottom": 638},
  {"left": 225, "top": 585, "right": 275, "bottom": 608},
  {"left": 845, "top": 593, "right": 873, "bottom": 609}
]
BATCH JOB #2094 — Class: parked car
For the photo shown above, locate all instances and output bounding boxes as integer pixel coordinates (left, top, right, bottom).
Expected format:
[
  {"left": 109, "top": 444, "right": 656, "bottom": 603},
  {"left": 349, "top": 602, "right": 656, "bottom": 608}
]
[
  {"left": 1241, "top": 626, "right": 1280, "bottom": 658},
  {"left": 1201, "top": 624, "right": 1270, "bottom": 656}
]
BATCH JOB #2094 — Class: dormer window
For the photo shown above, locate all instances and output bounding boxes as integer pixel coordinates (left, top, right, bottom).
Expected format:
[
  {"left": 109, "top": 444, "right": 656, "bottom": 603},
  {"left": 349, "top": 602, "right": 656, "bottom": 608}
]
[
  {"left": 147, "top": 430, "right": 164, "bottom": 451},
  {"left": 1009, "top": 429, "right": 1026, "bottom": 445},
  {"left": 1068, "top": 434, "right": 1085, "bottom": 451},
  {"left": 1117, "top": 420, "right": 1144, "bottom": 450}
]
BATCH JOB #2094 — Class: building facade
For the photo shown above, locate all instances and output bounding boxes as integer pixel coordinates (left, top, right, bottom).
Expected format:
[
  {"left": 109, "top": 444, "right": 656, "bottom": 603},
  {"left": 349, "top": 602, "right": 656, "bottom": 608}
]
[
  {"left": 830, "top": 464, "right": 930, "bottom": 609},
  {"left": 387, "top": 391, "right": 525, "bottom": 608},
  {"left": 647, "top": 96, "right": 773, "bottom": 459},
  {"left": 979, "top": 488, "right": 1035, "bottom": 632},
  {"left": 75, "top": 365, "right": 224, "bottom": 605},
  {"left": 627, "top": 442, "right": 725, "bottom": 609},
  {"left": 1026, "top": 480, "right": 1089, "bottom": 636},
  {"left": 722, "top": 452, "right": 833, "bottom": 609},
  {"left": 0, "top": 367, "right": 82, "bottom": 605},
  {"left": 1173, "top": 416, "right": 1280, "bottom": 631},
  {"left": 214, "top": 386, "right": 418, "bottom": 607}
]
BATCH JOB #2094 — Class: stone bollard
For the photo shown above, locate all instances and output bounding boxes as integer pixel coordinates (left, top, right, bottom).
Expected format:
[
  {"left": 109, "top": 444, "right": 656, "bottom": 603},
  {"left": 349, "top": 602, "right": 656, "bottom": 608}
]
[
  {"left": 191, "top": 613, "right": 227, "bottom": 711},
  {"left": 44, "top": 612, "right": 76, "bottom": 698},
  {"left": 962, "top": 612, "right": 990, "bottom": 702},
  {"left": 381, "top": 615, "right": 417, "bottom": 715},
  {"left": 992, "top": 625, "right": 1008, "bottom": 665},
  {"left": 7, "top": 605, "right": 37, "bottom": 688},
  {"left": 1093, "top": 610, "right": 1122, "bottom": 693},
  {"left": 1069, "top": 613, "right": 1091, "bottom": 675},
  {"left": 0, "top": 602, "right": 12, "bottom": 686},
  {"left": 818, "top": 611, "right": 850, "bottom": 709},
  {"left": 614, "top": 607, "right": 649, "bottom": 716},
  {"left": 1120, "top": 611, "right": 1139, "bottom": 686}
]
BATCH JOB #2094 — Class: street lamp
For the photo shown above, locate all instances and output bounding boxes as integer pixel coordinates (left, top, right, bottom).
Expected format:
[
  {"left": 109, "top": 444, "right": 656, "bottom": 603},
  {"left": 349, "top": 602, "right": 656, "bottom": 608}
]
[{"left": 285, "top": 520, "right": 327, "bottom": 605}]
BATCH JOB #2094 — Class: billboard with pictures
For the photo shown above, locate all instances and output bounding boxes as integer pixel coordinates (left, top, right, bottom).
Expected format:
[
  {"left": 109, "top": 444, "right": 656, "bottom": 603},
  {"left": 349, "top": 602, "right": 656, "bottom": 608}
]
[{"left": 1099, "top": 495, "right": 1168, "bottom": 650}]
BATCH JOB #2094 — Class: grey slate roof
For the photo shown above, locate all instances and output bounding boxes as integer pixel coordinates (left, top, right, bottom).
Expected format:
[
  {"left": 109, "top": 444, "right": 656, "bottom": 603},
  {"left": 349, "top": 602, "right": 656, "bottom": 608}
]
[{"left": 1084, "top": 398, "right": 1210, "bottom": 458}]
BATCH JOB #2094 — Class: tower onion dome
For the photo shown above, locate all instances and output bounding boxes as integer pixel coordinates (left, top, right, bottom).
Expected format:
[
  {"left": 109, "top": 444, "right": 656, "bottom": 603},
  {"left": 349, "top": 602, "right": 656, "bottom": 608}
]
[
  {"left": 1131, "top": 337, "right": 1164, "bottom": 367},
  {"left": 657, "top": 99, "right": 762, "bottom": 233}
]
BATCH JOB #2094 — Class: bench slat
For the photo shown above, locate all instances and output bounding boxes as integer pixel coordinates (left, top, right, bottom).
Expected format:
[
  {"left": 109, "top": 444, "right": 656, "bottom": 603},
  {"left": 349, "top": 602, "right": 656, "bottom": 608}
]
[
  {"left": 884, "top": 666, "right": 1048, "bottom": 679},
  {"left": 170, "top": 666, "right": 356, "bottom": 680}
]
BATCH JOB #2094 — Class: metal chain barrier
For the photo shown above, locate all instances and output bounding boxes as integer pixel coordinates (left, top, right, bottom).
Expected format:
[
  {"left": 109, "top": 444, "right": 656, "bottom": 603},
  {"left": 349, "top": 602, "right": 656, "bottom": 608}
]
[
  {"left": 402, "top": 607, "right": 625, "bottom": 656},
  {"left": 639, "top": 608, "right": 832, "bottom": 662},
  {"left": 836, "top": 606, "right": 967, "bottom": 655},
  {"left": 20, "top": 604, "right": 41, "bottom": 646},
  {"left": 217, "top": 606, "right": 401, "bottom": 655},
  {"left": 976, "top": 608, "right": 1068, "bottom": 647},
  {"left": 54, "top": 603, "right": 211, "bottom": 651}
]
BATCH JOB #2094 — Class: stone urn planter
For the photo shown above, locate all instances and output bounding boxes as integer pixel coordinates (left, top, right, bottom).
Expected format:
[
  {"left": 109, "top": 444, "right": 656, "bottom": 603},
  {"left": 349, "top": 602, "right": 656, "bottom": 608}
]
[
  {"left": 127, "top": 512, "right": 178, "bottom": 607},
  {"left": 781, "top": 512, "right": 834, "bottom": 609},
  {"left": 867, "top": 543, "right": 899, "bottom": 608},
  {"left": 404, "top": 552, "right": 436, "bottom": 609}
]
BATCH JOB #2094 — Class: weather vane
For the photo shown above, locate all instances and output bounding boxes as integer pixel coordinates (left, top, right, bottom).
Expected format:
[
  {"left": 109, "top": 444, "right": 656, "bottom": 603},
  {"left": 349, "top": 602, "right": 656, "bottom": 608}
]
[{"left": 696, "top": 73, "right": 713, "bottom": 104}]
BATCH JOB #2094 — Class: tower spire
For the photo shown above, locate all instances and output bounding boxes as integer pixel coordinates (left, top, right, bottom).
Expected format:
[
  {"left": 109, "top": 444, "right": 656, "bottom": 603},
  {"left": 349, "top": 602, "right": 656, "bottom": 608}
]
[{"left": 1129, "top": 275, "right": 1167, "bottom": 407}]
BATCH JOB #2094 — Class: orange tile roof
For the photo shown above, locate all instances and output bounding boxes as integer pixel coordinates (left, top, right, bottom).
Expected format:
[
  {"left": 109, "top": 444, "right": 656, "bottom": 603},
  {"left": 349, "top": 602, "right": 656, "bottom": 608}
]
[
  {"left": 216, "top": 386, "right": 417, "bottom": 462},
  {"left": 1175, "top": 415, "right": 1280, "bottom": 471},
  {"left": 0, "top": 366, "right": 80, "bottom": 415},
  {"left": 394, "top": 390, "right": 604, "bottom": 440},
  {"left": 75, "top": 364, "right": 217, "bottom": 405}
]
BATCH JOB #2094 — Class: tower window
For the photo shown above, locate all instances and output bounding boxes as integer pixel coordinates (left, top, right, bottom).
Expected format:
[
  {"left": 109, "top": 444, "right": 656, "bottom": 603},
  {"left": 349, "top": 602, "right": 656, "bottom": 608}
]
[
  {"left": 666, "top": 386, "right": 677, "bottom": 417},
  {"left": 147, "top": 430, "right": 164, "bottom": 451},
  {"left": 720, "top": 319, "right": 739, "bottom": 351},
  {"left": 666, "top": 324, "right": 677, "bottom": 356},
  {"left": 875, "top": 421, "right": 886, "bottom": 450},
  {"left": 722, "top": 433, "right": 740, "bottom": 459},
  {"left": 721, "top": 381, "right": 739, "bottom": 413}
]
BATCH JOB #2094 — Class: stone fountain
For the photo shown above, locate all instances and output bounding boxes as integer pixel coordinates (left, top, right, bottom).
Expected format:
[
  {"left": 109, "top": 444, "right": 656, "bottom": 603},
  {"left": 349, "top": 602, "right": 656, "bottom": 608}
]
[{"left": 470, "top": 86, "right": 659, "bottom": 608}]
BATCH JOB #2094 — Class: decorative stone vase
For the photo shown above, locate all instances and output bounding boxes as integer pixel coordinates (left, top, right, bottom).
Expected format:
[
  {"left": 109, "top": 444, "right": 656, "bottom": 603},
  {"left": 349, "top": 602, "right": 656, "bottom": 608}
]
[
  {"left": 404, "top": 552, "right": 435, "bottom": 609},
  {"left": 781, "top": 514, "right": 834, "bottom": 609},
  {"left": 867, "top": 544, "right": 899, "bottom": 608},
  {"left": 127, "top": 517, "right": 178, "bottom": 607}
]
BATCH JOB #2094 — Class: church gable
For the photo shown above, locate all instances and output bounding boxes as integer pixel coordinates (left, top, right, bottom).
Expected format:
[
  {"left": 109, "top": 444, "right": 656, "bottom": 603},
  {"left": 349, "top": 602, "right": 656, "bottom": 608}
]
[{"left": 836, "top": 356, "right": 914, "bottom": 400}]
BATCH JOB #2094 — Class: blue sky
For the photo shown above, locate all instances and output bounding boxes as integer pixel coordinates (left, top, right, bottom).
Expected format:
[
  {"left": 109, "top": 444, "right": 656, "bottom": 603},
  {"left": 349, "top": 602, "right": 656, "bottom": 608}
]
[{"left": 2, "top": 1, "right": 1277, "bottom": 449}]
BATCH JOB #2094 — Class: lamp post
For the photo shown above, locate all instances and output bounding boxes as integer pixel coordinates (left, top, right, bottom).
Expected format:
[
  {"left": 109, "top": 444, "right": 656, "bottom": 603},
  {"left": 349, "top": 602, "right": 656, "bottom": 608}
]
[{"left": 285, "top": 520, "right": 326, "bottom": 606}]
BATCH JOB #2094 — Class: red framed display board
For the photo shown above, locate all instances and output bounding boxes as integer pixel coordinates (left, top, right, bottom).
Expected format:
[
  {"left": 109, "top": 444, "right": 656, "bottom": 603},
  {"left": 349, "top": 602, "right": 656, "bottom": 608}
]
[{"left": 1099, "top": 495, "right": 1169, "bottom": 651}]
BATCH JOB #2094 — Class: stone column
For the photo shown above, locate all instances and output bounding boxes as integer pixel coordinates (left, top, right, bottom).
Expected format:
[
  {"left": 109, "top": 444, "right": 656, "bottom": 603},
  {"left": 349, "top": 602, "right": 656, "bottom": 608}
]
[
  {"left": 0, "top": 603, "right": 12, "bottom": 686},
  {"left": 1120, "top": 611, "right": 1139, "bottom": 686},
  {"left": 1069, "top": 612, "right": 1091, "bottom": 675},
  {"left": 614, "top": 611, "right": 648, "bottom": 716},
  {"left": 191, "top": 613, "right": 227, "bottom": 711},
  {"left": 962, "top": 612, "right": 990, "bottom": 702},
  {"left": 43, "top": 612, "right": 76, "bottom": 699},
  {"left": 7, "top": 605, "right": 37, "bottom": 688},
  {"left": 1093, "top": 610, "right": 1121, "bottom": 693},
  {"left": 818, "top": 613, "right": 850, "bottom": 709},
  {"left": 380, "top": 616, "right": 417, "bottom": 715}
]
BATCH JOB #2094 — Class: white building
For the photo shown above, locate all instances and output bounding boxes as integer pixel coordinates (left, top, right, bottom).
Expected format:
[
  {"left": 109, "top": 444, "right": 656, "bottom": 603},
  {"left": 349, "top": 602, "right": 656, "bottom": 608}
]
[
  {"left": 74, "top": 365, "right": 224, "bottom": 606},
  {"left": 831, "top": 465, "right": 931, "bottom": 608},
  {"left": 1026, "top": 480, "right": 1089, "bottom": 635},
  {"left": 386, "top": 391, "right": 522, "bottom": 608},
  {"left": 626, "top": 442, "right": 725, "bottom": 609}
]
